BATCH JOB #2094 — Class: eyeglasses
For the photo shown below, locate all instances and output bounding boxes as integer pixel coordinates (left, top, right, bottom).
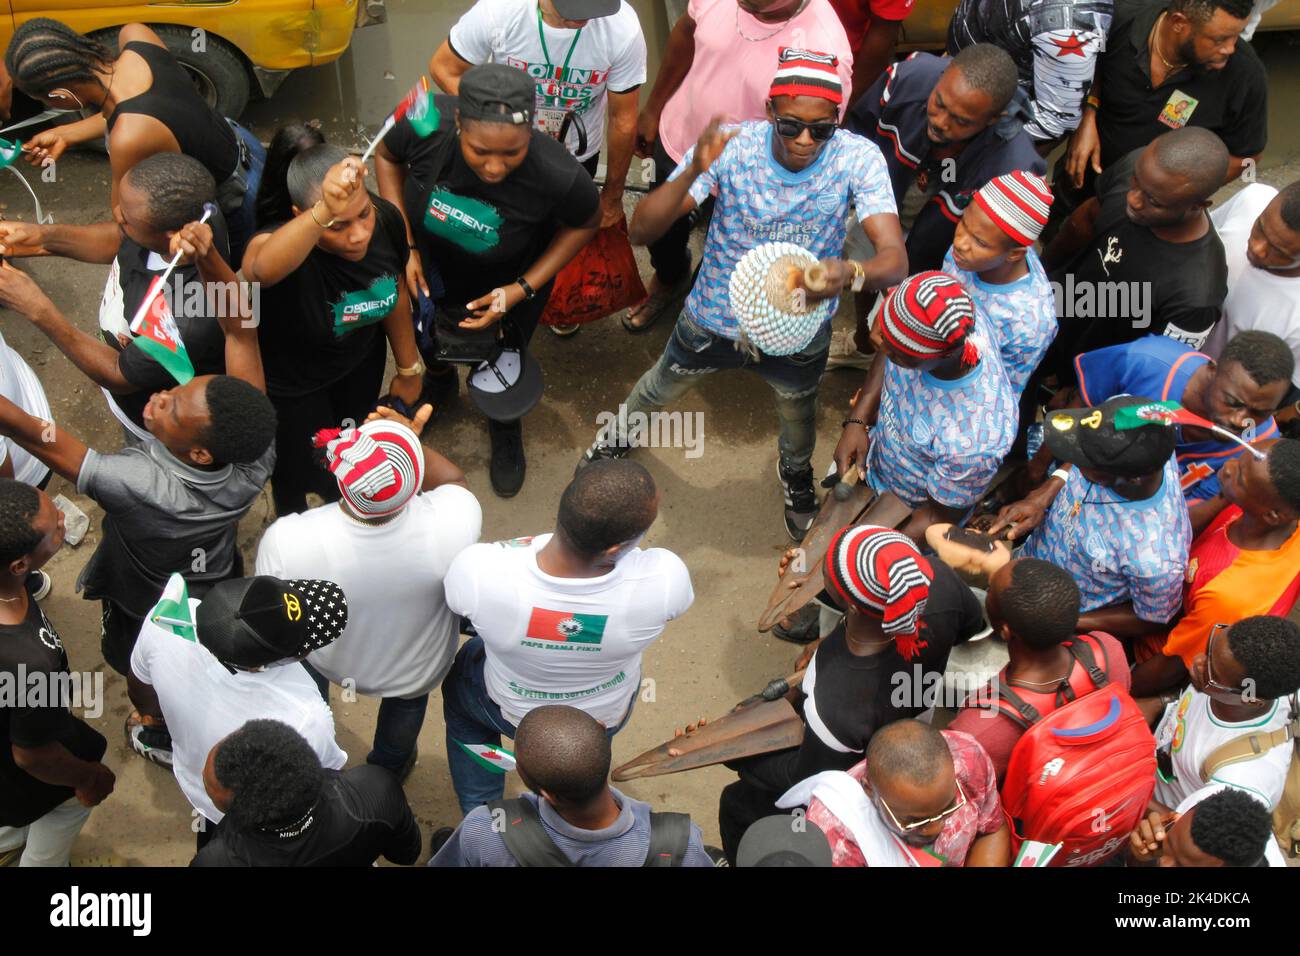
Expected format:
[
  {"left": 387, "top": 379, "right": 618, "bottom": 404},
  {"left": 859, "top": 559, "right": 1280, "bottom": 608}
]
[
  {"left": 772, "top": 114, "right": 837, "bottom": 142},
  {"left": 1205, "top": 623, "right": 1249, "bottom": 697},
  {"left": 872, "top": 778, "right": 967, "bottom": 833}
]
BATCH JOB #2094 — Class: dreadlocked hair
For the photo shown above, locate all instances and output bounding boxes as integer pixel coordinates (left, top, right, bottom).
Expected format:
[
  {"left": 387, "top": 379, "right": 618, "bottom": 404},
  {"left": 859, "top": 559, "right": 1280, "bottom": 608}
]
[{"left": 5, "top": 19, "right": 112, "bottom": 99}]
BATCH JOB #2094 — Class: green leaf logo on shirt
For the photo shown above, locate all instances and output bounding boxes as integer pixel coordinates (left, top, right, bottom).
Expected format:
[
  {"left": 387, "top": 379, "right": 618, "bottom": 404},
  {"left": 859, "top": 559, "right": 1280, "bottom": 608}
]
[
  {"left": 331, "top": 274, "right": 399, "bottom": 337},
  {"left": 423, "top": 189, "right": 502, "bottom": 254}
]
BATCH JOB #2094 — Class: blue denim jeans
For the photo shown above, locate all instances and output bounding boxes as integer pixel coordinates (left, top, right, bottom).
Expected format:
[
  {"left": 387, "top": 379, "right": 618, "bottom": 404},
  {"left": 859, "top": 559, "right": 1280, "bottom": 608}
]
[
  {"left": 610, "top": 309, "right": 832, "bottom": 472},
  {"left": 303, "top": 663, "right": 429, "bottom": 776},
  {"left": 223, "top": 120, "right": 266, "bottom": 265},
  {"left": 442, "top": 637, "right": 635, "bottom": 815}
]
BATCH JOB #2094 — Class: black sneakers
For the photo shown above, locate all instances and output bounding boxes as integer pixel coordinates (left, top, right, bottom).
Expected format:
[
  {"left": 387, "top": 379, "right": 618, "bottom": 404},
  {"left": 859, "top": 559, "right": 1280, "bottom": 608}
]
[
  {"left": 488, "top": 418, "right": 526, "bottom": 498},
  {"left": 778, "top": 461, "right": 818, "bottom": 541}
]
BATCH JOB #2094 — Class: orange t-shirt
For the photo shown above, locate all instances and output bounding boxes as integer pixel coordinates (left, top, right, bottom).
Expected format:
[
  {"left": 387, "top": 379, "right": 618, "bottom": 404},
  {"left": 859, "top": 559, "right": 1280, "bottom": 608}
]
[{"left": 1163, "top": 507, "right": 1300, "bottom": 667}]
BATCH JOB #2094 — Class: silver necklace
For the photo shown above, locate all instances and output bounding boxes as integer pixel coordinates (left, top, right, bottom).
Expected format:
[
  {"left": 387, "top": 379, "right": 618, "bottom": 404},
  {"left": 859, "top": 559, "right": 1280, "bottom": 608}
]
[{"left": 735, "top": 0, "right": 808, "bottom": 42}]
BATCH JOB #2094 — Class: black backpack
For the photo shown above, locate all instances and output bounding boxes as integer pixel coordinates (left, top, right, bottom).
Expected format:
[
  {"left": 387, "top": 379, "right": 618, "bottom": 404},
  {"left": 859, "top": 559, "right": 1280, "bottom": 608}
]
[{"left": 487, "top": 797, "right": 691, "bottom": 867}]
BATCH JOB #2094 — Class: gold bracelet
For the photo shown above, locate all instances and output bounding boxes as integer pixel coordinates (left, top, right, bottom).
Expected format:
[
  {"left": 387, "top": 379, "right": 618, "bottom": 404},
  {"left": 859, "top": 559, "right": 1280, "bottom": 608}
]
[
  {"left": 396, "top": 360, "right": 426, "bottom": 377},
  {"left": 849, "top": 259, "right": 867, "bottom": 292},
  {"left": 310, "top": 201, "right": 336, "bottom": 228}
]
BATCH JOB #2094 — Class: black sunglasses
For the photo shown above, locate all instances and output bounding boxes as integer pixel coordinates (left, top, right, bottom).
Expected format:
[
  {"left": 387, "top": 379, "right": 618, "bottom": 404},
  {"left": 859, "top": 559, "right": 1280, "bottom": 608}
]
[{"left": 772, "top": 115, "right": 837, "bottom": 142}]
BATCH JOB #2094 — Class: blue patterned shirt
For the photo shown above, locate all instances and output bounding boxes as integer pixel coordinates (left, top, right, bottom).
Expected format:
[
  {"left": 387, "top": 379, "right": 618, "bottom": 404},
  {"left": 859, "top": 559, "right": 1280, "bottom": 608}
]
[
  {"left": 670, "top": 121, "right": 896, "bottom": 339},
  {"left": 1019, "top": 456, "right": 1191, "bottom": 621},
  {"left": 942, "top": 247, "right": 1057, "bottom": 396},
  {"left": 867, "top": 330, "right": 1018, "bottom": 509}
]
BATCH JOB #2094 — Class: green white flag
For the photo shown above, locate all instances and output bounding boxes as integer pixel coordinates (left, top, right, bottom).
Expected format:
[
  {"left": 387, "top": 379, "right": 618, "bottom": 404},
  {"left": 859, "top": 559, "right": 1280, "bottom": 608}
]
[
  {"left": 150, "top": 573, "right": 196, "bottom": 642},
  {"left": 0, "top": 137, "right": 23, "bottom": 170},
  {"left": 456, "top": 741, "right": 516, "bottom": 774}
]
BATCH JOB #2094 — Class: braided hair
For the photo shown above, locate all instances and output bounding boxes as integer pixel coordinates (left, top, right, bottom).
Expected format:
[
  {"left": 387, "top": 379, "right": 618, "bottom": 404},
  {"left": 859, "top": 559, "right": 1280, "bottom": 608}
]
[{"left": 5, "top": 18, "right": 112, "bottom": 99}]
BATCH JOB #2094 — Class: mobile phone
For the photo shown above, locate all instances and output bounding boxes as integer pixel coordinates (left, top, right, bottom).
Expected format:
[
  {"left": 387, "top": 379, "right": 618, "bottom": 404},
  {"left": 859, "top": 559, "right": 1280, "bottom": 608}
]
[{"left": 944, "top": 527, "right": 998, "bottom": 553}]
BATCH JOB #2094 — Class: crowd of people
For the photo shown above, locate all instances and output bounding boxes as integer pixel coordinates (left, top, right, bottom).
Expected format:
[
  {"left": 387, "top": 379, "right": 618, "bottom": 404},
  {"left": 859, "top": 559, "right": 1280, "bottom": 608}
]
[{"left": 0, "top": 0, "right": 1298, "bottom": 869}]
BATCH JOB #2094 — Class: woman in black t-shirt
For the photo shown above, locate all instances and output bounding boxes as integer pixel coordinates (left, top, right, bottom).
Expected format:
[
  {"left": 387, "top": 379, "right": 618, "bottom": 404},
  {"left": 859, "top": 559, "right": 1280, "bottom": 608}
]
[
  {"left": 5, "top": 19, "right": 265, "bottom": 260},
  {"left": 243, "top": 133, "right": 423, "bottom": 516},
  {"left": 375, "top": 63, "right": 599, "bottom": 497}
]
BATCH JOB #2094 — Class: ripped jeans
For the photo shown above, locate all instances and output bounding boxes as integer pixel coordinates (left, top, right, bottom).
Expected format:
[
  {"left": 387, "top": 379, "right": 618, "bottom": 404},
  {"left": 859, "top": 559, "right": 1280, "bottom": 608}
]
[{"left": 606, "top": 309, "right": 830, "bottom": 472}]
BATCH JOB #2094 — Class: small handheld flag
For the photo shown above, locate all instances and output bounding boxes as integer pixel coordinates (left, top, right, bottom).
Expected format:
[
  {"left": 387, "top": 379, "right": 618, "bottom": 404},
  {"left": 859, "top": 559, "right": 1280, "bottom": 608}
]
[
  {"left": 1013, "top": 840, "right": 1063, "bottom": 868},
  {"left": 0, "top": 137, "right": 23, "bottom": 171},
  {"left": 455, "top": 740, "right": 516, "bottom": 774},
  {"left": 150, "top": 573, "right": 197, "bottom": 642},
  {"left": 1113, "top": 400, "right": 1266, "bottom": 461},
  {"left": 359, "top": 76, "right": 440, "bottom": 164},
  {"left": 126, "top": 202, "right": 216, "bottom": 384}
]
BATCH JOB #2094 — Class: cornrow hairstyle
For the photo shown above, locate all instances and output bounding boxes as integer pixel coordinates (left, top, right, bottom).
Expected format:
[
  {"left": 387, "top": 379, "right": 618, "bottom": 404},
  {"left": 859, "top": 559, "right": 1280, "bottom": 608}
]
[{"left": 5, "top": 18, "right": 112, "bottom": 99}]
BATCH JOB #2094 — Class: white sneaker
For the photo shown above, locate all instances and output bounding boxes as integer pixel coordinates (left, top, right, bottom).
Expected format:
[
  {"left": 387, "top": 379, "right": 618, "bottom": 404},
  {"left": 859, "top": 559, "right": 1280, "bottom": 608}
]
[{"left": 824, "top": 329, "right": 875, "bottom": 371}]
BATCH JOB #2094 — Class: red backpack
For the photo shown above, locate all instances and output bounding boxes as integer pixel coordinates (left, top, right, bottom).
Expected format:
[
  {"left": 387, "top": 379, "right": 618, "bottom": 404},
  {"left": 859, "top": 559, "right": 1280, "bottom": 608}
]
[{"left": 978, "top": 635, "right": 1157, "bottom": 867}]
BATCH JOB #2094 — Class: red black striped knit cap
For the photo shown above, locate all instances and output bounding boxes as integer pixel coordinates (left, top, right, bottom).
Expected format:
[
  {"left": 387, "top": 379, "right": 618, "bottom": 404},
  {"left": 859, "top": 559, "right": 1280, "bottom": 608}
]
[{"left": 824, "top": 525, "right": 933, "bottom": 661}]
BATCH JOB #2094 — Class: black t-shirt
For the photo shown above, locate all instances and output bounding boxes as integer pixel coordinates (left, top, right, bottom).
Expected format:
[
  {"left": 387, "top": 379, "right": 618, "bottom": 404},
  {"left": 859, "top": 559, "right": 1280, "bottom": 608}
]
[
  {"left": 255, "top": 196, "right": 407, "bottom": 399},
  {"left": 0, "top": 600, "right": 107, "bottom": 827},
  {"left": 189, "top": 765, "right": 422, "bottom": 866},
  {"left": 105, "top": 219, "right": 232, "bottom": 429},
  {"left": 734, "top": 563, "right": 985, "bottom": 793},
  {"left": 1095, "top": 0, "right": 1268, "bottom": 167},
  {"left": 1049, "top": 149, "right": 1227, "bottom": 372},
  {"left": 382, "top": 95, "right": 600, "bottom": 313},
  {"left": 107, "top": 41, "right": 240, "bottom": 183}
]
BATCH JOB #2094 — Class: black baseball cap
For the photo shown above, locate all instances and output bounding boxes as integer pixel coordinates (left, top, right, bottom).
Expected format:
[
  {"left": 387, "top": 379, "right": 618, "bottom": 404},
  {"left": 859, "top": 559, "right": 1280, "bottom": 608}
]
[
  {"left": 1044, "top": 395, "right": 1177, "bottom": 479},
  {"left": 458, "top": 64, "right": 534, "bottom": 125},
  {"left": 552, "top": 0, "right": 621, "bottom": 18},
  {"left": 196, "top": 576, "right": 348, "bottom": 669},
  {"left": 467, "top": 342, "right": 545, "bottom": 422},
  {"left": 736, "top": 814, "right": 833, "bottom": 867}
]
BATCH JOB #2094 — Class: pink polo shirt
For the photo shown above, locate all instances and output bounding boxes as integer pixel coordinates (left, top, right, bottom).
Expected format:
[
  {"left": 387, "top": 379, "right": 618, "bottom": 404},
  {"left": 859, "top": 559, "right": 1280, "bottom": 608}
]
[{"left": 657, "top": 0, "right": 854, "bottom": 164}]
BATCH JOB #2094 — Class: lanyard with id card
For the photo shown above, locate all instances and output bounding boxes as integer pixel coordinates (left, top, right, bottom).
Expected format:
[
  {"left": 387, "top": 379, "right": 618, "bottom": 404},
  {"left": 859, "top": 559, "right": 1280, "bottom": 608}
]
[{"left": 535, "top": 6, "right": 583, "bottom": 138}]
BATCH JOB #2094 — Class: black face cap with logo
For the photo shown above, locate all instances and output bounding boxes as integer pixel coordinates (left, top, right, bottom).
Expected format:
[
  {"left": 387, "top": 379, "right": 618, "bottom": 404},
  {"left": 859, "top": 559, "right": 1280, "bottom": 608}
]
[
  {"left": 1044, "top": 395, "right": 1178, "bottom": 480},
  {"left": 458, "top": 64, "right": 535, "bottom": 126},
  {"left": 195, "top": 576, "right": 349, "bottom": 670}
]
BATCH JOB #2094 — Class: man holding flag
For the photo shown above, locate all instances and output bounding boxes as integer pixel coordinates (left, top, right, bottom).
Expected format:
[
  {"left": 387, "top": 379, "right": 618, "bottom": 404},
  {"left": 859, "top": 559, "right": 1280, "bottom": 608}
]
[
  {"left": 126, "top": 574, "right": 348, "bottom": 845},
  {"left": 0, "top": 216, "right": 275, "bottom": 721},
  {"left": 0, "top": 153, "right": 234, "bottom": 443}
]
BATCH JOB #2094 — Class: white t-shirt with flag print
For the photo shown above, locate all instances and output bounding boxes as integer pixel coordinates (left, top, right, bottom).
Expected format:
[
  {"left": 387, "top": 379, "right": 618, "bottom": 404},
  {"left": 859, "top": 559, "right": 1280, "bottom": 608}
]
[
  {"left": 444, "top": 533, "right": 693, "bottom": 726},
  {"left": 447, "top": 0, "right": 647, "bottom": 162}
]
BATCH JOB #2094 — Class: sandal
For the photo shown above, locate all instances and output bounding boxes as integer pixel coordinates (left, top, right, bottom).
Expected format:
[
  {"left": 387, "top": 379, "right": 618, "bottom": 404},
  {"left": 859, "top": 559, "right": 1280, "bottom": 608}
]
[{"left": 621, "top": 265, "right": 692, "bottom": 334}]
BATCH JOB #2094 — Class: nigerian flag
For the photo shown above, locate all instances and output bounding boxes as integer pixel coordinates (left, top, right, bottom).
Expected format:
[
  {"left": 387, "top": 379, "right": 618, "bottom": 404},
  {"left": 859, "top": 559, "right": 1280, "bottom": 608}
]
[
  {"left": 395, "top": 75, "right": 439, "bottom": 137},
  {"left": 0, "top": 137, "right": 22, "bottom": 170},
  {"left": 456, "top": 741, "right": 516, "bottom": 774},
  {"left": 150, "top": 574, "right": 197, "bottom": 642},
  {"left": 129, "top": 276, "right": 195, "bottom": 384}
]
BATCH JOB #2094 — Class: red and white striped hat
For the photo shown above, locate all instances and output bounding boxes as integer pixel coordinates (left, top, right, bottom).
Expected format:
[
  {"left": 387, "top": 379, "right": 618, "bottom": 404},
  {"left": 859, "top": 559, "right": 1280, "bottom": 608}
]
[
  {"left": 312, "top": 419, "right": 425, "bottom": 518},
  {"left": 880, "top": 270, "right": 979, "bottom": 365},
  {"left": 769, "top": 48, "right": 843, "bottom": 106},
  {"left": 972, "top": 170, "right": 1054, "bottom": 246}
]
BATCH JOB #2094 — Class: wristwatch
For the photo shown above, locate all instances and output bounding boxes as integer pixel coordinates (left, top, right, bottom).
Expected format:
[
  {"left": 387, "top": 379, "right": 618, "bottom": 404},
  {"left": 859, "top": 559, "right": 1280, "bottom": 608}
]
[
  {"left": 396, "top": 359, "right": 426, "bottom": 377},
  {"left": 516, "top": 277, "right": 537, "bottom": 300}
]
